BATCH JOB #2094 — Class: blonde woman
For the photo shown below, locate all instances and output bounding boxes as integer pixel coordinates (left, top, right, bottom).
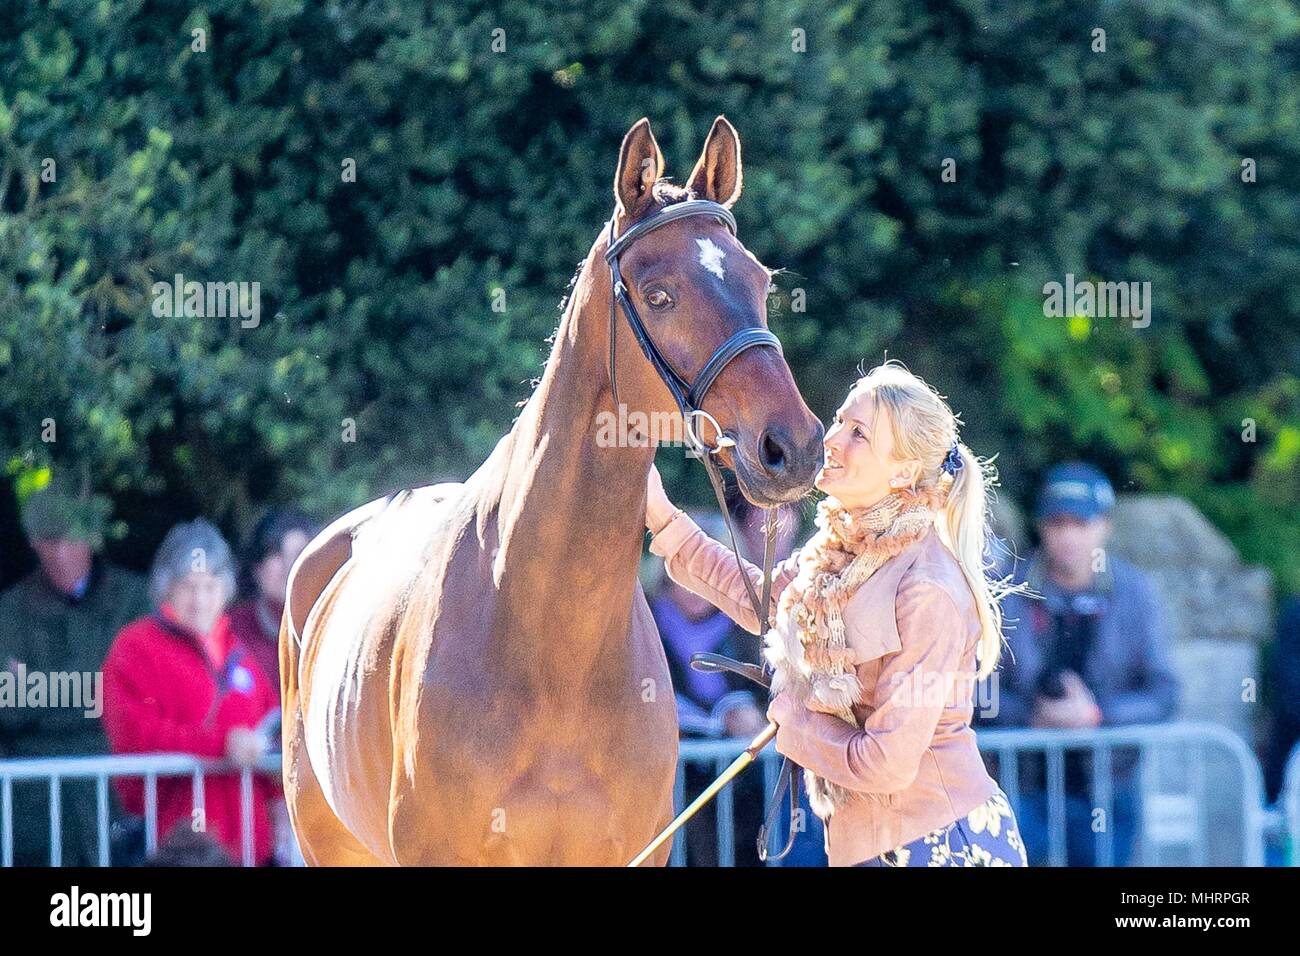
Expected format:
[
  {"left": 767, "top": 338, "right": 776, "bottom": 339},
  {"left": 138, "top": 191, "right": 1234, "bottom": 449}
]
[{"left": 645, "top": 361, "right": 1028, "bottom": 867}]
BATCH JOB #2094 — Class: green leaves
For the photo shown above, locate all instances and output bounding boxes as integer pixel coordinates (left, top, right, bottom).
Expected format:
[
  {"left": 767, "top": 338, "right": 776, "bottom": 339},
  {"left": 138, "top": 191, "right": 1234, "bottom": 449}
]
[{"left": 0, "top": 0, "right": 1296, "bottom": 587}]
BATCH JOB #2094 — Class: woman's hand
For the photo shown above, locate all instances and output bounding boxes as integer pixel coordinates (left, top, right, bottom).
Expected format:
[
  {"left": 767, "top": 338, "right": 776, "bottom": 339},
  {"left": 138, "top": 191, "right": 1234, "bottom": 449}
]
[
  {"left": 766, "top": 690, "right": 808, "bottom": 760},
  {"left": 766, "top": 690, "right": 799, "bottom": 728},
  {"left": 645, "top": 463, "right": 678, "bottom": 534}
]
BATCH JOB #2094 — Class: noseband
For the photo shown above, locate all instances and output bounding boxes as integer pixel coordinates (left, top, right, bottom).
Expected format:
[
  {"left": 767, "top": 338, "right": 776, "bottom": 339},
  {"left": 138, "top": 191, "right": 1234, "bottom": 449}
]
[{"left": 604, "top": 199, "right": 782, "bottom": 455}]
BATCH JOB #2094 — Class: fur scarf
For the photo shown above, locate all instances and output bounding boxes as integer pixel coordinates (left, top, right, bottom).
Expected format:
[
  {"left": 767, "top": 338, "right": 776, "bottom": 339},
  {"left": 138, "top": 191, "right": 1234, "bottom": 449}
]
[{"left": 762, "top": 485, "right": 946, "bottom": 817}]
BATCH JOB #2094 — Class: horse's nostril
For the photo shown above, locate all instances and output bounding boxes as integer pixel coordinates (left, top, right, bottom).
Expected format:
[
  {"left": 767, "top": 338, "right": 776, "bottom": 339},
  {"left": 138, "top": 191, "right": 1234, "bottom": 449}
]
[{"left": 760, "top": 430, "right": 788, "bottom": 474}]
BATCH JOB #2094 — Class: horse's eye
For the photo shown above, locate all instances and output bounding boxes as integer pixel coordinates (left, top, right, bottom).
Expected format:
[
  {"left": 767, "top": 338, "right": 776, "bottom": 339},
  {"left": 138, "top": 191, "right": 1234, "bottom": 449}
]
[{"left": 645, "top": 288, "right": 673, "bottom": 310}]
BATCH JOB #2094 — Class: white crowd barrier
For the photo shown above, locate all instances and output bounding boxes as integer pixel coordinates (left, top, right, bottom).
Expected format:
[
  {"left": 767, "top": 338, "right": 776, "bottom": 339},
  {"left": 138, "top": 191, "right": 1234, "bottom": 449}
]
[
  {"left": 0, "top": 722, "right": 1289, "bottom": 866},
  {"left": 675, "top": 721, "right": 1279, "bottom": 867},
  {"left": 0, "top": 752, "right": 284, "bottom": 867}
]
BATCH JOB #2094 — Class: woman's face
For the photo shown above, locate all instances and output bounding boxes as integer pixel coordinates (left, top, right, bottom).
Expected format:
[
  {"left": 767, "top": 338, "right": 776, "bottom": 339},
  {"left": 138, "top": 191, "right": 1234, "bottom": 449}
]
[
  {"left": 166, "top": 570, "right": 230, "bottom": 637},
  {"left": 815, "top": 391, "right": 920, "bottom": 510}
]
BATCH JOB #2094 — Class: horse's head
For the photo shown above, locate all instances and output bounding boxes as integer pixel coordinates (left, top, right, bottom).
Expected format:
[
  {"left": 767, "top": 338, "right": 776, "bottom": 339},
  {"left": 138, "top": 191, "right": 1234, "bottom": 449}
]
[{"left": 606, "top": 116, "right": 824, "bottom": 506}]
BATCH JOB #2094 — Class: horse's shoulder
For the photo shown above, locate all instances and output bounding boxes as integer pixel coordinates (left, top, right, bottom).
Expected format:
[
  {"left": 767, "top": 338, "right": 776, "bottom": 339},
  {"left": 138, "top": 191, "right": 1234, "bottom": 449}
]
[
  {"left": 352, "top": 483, "right": 464, "bottom": 553},
  {"left": 287, "top": 484, "right": 465, "bottom": 641}
]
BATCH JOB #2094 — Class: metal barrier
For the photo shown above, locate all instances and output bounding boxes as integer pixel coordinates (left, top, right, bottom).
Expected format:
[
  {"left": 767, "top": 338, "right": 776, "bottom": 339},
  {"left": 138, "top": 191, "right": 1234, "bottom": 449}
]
[
  {"left": 0, "top": 752, "right": 282, "bottom": 867},
  {"left": 976, "top": 722, "right": 1269, "bottom": 867},
  {"left": 0, "top": 721, "right": 1283, "bottom": 867},
  {"left": 1284, "top": 740, "right": 1300, "bottom": 866},
  {"left": 676, "top": 721, "right": 1274, "bottom": 867},
  {"left": 673, "top": 737, "right": 786, "bottom": 867}
]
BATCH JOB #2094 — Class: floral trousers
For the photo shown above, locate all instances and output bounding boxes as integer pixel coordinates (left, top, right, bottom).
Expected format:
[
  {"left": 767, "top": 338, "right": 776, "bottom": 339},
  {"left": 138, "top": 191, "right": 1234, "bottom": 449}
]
[{"left": 853, "top": 788, "right": 1029, "bottom": 867}]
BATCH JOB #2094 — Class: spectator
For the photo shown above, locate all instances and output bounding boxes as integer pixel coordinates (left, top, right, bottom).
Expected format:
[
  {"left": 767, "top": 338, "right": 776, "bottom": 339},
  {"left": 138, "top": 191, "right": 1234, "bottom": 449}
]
[
  {"left": 649, "top": 503, "right": 828, "bottom": 865},
  {"left": 227, "top": 508, "right": 316, "bottom": 700},
  {"left": 729, "top": 494, "right": 829, "bottom": 866},
  {"left": 1263, "top": 596, "right": 1300, "bottom": 803},
  {"left": 649, "top": 508, "right": 771, "bottom": 865},
  {"left": 651, "top": 509, "right": 768, "bottom": 740},
  {"left": 103, "top": 519, "right": 279, "bottom": 865},
  {"left": 0, "top": 470, "right": 149, "bottom": 865},
  {"left": 977, "top": 462, "right": 1180, "bottom": 865}
]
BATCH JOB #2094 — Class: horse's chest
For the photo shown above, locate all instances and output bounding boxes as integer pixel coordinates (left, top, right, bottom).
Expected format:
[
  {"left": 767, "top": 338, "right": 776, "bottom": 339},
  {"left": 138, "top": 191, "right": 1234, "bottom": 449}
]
[
  {"left": 391, "top": 596, "right": 677, "bottom": 862},
  {"left": 432, "top": 671, "right": 674, "bottom": 771},
  {"left": 400, "top": 675, "right": 675, "bottom": 864}
]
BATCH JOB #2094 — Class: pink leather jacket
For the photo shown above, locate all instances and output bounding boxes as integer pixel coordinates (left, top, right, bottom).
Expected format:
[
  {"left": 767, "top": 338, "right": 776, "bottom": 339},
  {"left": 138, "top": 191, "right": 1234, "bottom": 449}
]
[{"left": 649, "top": 511, "right": 1000, "bottom": 866}]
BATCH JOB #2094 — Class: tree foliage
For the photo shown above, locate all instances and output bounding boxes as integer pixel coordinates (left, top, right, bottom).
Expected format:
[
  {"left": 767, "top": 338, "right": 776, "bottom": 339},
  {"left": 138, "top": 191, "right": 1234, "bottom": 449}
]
[{"left": 1, "top": 0, "right": 1297, "bottom": 588}]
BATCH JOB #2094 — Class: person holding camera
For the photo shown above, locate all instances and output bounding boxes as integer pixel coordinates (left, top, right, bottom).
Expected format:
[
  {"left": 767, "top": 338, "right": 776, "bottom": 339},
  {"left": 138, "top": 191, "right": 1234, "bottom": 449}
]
[{"left": 977, "top": 463, "right": 1180, "bottom": 865}]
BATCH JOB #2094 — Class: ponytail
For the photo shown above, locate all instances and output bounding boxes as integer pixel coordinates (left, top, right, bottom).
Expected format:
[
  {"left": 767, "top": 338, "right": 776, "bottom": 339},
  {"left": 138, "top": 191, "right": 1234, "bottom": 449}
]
[{"left": 942, "top": 443, "right": 1016, "bottom": 680}]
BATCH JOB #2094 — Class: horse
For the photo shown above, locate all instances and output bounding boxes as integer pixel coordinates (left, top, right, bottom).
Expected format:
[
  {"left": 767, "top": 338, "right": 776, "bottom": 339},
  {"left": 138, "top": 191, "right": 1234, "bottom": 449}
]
[{"left": 278, "top": 116, "right": 824, "bottom": 865}]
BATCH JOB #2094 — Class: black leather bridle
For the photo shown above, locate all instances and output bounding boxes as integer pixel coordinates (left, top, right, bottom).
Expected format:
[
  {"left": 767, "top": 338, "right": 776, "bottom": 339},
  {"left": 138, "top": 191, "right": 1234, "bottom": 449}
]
[
  {"left": 607, "top": 199, "right": 799, "bottom": 862},
  {"left": 605, "top": 199, "right": 783, "bottom": 457}
]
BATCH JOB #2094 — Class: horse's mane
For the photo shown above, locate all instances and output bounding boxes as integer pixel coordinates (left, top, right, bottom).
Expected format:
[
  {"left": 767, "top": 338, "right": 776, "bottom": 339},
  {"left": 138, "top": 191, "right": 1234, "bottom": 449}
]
[{"left": 516, "top": 180, "right": 698, "bottom": 412}]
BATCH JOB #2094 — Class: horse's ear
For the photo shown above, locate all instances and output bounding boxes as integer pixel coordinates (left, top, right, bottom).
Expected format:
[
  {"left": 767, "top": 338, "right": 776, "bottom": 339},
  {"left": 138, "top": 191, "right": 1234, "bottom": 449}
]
[
  {"left": 686, "top": 116, "right": 743, "bottom": 208},
  {"left": 614, "top": 118, "right": 665, "bottom": 218}
]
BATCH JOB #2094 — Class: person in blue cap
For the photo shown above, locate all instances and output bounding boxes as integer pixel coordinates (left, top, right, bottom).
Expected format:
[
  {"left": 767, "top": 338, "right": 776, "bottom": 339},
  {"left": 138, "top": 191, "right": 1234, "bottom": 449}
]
[{"left": 975, "top": 462, "right": 1180, "bottom": 866}]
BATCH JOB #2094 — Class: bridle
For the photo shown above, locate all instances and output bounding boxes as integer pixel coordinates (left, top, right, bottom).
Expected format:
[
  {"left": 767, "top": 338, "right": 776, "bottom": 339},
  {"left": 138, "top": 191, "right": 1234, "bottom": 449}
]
[
  {"left": 606, "top": 198, "right": 798, "bottom": 862},
  {"left": 605, "top": 198, "right": 781, "bottom": 638},
  {"left": 605, "top": 199, "right": 782, "bottom": 459}
]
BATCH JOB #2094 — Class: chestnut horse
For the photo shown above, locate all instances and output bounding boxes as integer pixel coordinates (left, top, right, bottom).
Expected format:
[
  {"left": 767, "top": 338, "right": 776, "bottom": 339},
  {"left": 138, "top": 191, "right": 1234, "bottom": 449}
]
[{"left": 279, "top": 116, "right": 823, "bottom": 865}]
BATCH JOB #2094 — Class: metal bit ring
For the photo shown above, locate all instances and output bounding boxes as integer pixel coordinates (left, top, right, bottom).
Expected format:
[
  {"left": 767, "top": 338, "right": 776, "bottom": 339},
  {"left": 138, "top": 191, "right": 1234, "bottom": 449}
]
[{"left": 684, "top": 408, "right": 736, "bottom": 456}]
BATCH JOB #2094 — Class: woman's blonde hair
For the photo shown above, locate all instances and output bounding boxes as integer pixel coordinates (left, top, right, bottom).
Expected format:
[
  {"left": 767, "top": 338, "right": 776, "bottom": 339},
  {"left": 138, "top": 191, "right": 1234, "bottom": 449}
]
[{"left": 849, "top": 360, "right": 1014, "bottom": 679}]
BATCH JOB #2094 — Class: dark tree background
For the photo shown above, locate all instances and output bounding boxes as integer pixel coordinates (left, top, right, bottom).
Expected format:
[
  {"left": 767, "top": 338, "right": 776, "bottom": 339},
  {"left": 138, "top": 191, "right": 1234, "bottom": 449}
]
[{"left": 1, "top": 0, "right": 1297, "bottom": 592}]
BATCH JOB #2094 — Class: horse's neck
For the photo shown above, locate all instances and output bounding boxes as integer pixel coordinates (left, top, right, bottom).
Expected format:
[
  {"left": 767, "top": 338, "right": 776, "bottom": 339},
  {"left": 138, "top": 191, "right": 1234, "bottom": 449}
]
[{"left": 487, "top": 249, "right": 655, "bottom": 647}]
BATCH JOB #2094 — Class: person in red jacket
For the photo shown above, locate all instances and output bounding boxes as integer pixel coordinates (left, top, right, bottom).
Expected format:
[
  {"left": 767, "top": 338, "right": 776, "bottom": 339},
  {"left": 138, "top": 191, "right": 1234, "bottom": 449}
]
[{"left": 103, "top": 519, "right": 280, "bottom": 865}]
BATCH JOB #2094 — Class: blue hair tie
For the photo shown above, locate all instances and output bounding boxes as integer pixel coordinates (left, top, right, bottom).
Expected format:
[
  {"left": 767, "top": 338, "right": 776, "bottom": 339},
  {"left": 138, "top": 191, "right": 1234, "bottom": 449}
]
[{"left": 941, "top": 442, "right": 964, "bottom": 476}]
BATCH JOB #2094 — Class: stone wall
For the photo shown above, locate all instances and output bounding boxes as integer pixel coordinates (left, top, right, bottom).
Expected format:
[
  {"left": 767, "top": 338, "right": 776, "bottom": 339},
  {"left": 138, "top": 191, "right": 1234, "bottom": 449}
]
[
  {"left": 997, "top": 493, "right": 1274, "bottom": 744},
  {"left": 1107, "top": 496, "right": 1274, "bottom": 646},
  {"left": 1107, "top": 495, "right": 1273, "bottom": 747}
]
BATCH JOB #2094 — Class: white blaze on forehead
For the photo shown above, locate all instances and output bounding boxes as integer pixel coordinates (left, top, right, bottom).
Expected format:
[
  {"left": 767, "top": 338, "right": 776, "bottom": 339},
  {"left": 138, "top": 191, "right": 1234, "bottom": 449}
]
[{"left": 695, "top": 237, "right": 726, "bottom": 281}]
